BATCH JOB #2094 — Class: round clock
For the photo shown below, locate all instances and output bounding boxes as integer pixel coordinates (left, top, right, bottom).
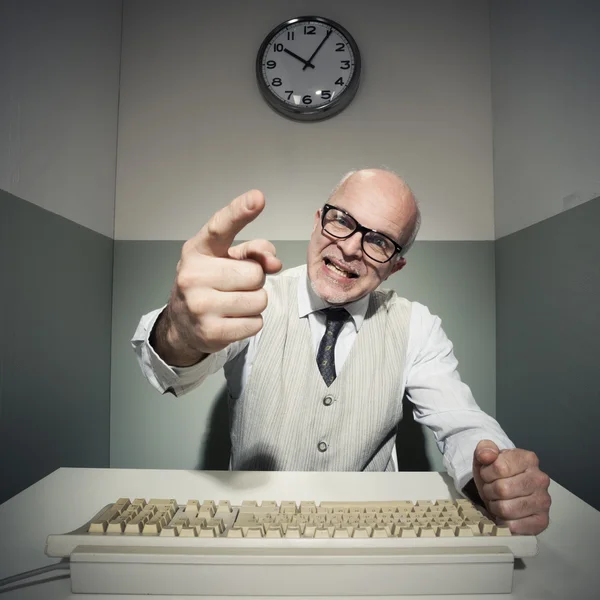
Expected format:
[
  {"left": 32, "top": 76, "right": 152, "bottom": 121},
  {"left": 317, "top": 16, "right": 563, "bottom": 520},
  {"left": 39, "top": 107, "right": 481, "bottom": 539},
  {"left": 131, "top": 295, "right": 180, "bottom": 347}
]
[{"left": 256, "top": 16, "right": 361, "bottom": 122}]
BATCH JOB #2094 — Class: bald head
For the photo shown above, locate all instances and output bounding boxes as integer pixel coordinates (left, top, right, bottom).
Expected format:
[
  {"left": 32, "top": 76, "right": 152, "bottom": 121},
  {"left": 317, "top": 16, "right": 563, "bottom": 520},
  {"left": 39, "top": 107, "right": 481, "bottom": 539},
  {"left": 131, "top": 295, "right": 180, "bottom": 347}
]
[{"left": 330, "top": 168, "right": 420, "bottom": 255}]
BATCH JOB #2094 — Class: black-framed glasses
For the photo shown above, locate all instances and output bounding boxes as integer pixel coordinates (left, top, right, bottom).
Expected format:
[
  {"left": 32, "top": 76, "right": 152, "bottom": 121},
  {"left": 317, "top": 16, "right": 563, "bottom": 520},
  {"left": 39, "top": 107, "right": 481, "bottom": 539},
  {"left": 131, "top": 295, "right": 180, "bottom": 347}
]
[{"left": 321, "top": 204, "right": 403, "bottom": 263}]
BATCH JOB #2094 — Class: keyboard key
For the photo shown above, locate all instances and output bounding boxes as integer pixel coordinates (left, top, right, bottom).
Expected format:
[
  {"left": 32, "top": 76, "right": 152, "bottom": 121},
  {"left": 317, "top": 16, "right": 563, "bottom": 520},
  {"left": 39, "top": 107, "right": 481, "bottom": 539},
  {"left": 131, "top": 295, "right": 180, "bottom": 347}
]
[
  {"left": 300, "top": 501, "right": 317, "bottom": 514},
  {"left": 226, "top": 527, "right": 243, "bottom": 538},
  {"left": 216, "top": 501, "right": 232, "bottom": 514},
  {"left": 493, "top": 525, "right": 512, "bottom": 536},
  {"left": 265, "top": 525, "right": 283, "bottom": 538},
  {"left": 245, "top": 526, "right": 264, "bottom": 538},
  {"left": 198, "top": 526, "right": 218, "bottom": 538},
  {"left": 418, "top": 526, "right": 436, "bottom": 538},
  {"left": 285, "top": 525, "right": 301, "bottom": 538},
  {"left": 352, "top": 527, "right": 370, "bottom": 538}
]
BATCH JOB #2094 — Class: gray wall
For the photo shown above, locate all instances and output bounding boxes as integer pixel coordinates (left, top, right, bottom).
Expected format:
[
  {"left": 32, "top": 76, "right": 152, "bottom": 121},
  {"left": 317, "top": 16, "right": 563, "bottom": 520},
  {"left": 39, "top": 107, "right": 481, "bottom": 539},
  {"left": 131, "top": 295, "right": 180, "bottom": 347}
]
[
  {"left": 496, "top": 197, "right": 600, "bottom": 511},
  {"left": 111, "top": 240, "right": 496, "bottom": 474},
  {"left": 0, "top": 191, "right": 114, "bottom": 504}
]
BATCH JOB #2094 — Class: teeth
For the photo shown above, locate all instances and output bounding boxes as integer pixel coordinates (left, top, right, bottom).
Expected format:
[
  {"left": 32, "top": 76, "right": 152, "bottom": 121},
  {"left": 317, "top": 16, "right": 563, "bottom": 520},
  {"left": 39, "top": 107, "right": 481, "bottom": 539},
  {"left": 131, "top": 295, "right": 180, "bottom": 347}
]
[{"left": 326, "top": 260, "right": 352, "bottom": 277}]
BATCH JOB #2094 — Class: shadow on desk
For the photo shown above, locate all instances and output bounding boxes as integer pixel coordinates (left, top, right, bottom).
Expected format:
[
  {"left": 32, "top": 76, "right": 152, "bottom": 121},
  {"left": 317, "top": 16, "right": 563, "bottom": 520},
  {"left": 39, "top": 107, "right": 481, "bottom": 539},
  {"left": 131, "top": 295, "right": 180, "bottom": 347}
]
[{"left": 199, "top": 389, "right": 431, "bottom": 473}]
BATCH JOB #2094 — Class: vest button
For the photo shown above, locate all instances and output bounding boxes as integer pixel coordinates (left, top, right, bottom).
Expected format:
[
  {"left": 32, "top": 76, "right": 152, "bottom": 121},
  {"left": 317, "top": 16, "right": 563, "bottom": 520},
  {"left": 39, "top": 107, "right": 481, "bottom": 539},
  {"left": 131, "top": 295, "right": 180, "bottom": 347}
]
[
  {"left": 323, "top": 395, "right": 334, "bottom": 406},
  {"left": 317, "top": 441, "right": 328, "bottom": 452}
]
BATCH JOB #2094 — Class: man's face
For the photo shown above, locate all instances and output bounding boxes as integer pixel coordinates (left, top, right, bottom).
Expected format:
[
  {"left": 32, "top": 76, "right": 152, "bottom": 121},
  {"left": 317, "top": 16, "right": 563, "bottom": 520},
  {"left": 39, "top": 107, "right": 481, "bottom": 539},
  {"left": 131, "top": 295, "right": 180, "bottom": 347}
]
[{"left": 307, "top": 173, "right": 412, "bottom": 305}]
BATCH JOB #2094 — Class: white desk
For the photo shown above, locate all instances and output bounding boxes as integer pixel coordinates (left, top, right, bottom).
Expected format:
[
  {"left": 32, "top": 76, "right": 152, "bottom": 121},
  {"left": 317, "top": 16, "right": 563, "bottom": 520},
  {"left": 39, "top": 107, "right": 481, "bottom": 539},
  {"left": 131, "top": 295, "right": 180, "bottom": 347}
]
[{"left": 0, "top": 468, "right": 599, "bottom": 599}]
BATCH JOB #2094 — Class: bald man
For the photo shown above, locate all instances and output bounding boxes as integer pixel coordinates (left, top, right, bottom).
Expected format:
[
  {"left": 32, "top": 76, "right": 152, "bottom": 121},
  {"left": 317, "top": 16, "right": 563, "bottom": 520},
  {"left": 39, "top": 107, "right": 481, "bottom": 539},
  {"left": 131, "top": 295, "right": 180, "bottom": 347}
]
[{"left": 132, "top": 169, "right": 551, "bottom": 535}]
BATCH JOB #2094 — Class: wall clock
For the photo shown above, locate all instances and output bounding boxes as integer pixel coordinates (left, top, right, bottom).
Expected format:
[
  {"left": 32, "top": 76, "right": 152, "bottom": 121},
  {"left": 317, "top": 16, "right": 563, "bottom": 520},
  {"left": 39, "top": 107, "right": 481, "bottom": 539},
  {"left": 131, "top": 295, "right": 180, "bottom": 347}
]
[{"left": 256, "top": 16, "right": 361, "bottom": 122}]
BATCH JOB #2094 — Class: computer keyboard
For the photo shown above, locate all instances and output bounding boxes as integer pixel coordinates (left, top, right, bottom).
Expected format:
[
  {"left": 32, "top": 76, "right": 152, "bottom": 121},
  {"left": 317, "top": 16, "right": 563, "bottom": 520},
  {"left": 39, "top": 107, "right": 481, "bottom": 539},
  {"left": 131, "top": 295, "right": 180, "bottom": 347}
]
[{"left": 46, "top": 496, "right": 538, "bottom": 596}]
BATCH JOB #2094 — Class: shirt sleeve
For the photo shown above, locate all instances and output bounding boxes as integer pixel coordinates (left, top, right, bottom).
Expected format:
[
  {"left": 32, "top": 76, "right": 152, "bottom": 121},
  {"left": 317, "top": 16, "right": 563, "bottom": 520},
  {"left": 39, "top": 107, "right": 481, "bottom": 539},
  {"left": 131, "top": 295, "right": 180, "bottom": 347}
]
[
  {"left": 130, "top": 305, "right": 248, "bottom": 397},
  {"left": 404, "top": 302, "right": 515, "bottom": 494}
]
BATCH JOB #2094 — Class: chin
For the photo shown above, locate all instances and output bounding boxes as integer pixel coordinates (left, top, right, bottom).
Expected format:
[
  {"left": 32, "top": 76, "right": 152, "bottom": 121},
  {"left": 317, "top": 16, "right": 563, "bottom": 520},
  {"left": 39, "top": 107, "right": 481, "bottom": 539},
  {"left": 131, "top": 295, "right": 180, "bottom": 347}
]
[{"left": 310, "top": 277, "right": 360, "bottom": 305}]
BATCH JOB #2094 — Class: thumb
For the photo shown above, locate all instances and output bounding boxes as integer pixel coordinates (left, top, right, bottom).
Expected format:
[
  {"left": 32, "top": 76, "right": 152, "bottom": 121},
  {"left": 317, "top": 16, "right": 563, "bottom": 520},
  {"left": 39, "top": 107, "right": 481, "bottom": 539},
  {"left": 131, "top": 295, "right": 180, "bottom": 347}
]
[
  {"left": 474, "top": 439, "right": 500, "bottom": 467},
  {"left": 472, "top": 440, "right": 500, "bottom": 503}
]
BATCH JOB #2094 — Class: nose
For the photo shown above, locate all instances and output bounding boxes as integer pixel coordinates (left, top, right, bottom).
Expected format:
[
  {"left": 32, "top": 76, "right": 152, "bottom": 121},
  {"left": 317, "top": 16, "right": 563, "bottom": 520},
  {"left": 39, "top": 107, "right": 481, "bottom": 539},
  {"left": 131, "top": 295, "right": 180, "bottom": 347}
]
[{"left": 336, "top": 230, "right": 363, "bottom": 258}]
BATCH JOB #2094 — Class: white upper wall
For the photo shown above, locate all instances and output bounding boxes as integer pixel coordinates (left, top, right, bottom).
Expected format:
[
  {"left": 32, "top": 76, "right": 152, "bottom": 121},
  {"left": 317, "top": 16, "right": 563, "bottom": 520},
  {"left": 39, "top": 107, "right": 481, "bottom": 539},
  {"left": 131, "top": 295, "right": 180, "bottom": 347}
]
[
  {"left": 491, "top": 0, "right": 600, "bottom": 239},
  {"left": 0, "top": 0, "right": 122, "bottom": 238},
  {"left": 115, "top": 0, "right": 495, "bottom": 241}
]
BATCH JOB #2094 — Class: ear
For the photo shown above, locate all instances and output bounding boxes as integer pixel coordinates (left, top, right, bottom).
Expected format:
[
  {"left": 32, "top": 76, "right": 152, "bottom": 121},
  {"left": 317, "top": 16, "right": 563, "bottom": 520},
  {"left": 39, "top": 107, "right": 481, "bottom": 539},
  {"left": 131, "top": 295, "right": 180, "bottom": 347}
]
[
  {"left": 383, "top": 257, "right": 406, "bottom": 280},
  {"left": 312, "top": 208, "right": 322, "bottom": 232}
]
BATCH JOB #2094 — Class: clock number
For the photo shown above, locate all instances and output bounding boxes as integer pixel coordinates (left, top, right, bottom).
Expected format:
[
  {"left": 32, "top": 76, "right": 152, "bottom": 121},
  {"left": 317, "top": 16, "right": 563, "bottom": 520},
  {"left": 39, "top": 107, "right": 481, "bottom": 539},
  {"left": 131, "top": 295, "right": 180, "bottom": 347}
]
[
  {"left": 285, "top": 90, "right": 294, "bottom": 100},
  {"left": 266, "top": 60, "right": 276, "bottom": 69},
  {"left": 335, "top": 77, "right": 344, "bottom": 86},
  {"left": 340, "top": 60, "right": 350, "bottom": 70},
  {"left": 335, "top": 42, "right": 345, "bottom": 52},
  {"left": 273, "top": 43, "right": 284, "bottom": 52},
  {"left": 272, "top": 78, "right": 282, "bottom": 87},
  {"left": 304, "top": 25, "right": 316, "bottom": 35},
  {"left": 302, "top": 94, "right": 312, "bottom": 105},
  {"left": 321, "top": 90, "right": 332, "bottom": 100},
  {"left": 287, "top": 31, "right": 295, "bottom": 40}
]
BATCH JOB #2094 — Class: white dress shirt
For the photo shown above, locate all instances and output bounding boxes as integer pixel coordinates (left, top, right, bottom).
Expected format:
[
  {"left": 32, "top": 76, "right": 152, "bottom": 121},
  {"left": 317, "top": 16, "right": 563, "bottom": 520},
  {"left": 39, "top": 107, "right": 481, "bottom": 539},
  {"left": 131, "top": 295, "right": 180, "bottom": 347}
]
[{"left": 132, "top": 265, "right": 514, "bottom": 490}]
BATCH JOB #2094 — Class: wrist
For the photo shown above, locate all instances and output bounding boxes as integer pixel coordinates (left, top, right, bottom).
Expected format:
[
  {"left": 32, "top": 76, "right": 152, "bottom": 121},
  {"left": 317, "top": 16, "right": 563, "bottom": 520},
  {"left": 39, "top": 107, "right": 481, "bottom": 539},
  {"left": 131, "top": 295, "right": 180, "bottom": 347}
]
[{"left": 151, "top": 307, "right": 207, "bottom": 367}]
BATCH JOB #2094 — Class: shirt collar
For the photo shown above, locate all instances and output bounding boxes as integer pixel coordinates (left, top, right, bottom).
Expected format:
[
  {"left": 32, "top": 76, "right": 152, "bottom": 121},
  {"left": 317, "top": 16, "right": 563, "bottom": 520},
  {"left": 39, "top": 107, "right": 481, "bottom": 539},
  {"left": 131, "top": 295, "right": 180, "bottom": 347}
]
[{"left": 297, "top": 265, "right": 369, "bottom": 332}]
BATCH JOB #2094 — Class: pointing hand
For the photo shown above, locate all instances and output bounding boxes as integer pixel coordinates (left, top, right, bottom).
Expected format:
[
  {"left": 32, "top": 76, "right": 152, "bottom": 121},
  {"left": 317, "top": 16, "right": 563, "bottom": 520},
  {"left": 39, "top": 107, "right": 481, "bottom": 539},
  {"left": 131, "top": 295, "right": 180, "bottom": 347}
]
[{"left": 152, "top": 190, "right": 282, "bottom": 366}]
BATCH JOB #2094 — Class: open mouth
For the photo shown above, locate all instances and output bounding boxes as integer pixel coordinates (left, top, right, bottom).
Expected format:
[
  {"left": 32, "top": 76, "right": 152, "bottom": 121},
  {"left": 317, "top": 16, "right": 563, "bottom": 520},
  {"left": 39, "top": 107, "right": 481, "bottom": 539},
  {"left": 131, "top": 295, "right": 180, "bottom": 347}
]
[{"left": 324, "top": 258, "right": 359, "bottom": 279}]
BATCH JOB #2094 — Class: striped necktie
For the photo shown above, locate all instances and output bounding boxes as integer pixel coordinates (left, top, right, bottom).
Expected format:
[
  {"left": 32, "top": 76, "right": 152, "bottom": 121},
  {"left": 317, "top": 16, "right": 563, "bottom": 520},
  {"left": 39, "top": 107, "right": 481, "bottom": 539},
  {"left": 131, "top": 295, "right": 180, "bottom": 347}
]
[{"left": 316, "top": 308, "right": 349, "bottom": 387}]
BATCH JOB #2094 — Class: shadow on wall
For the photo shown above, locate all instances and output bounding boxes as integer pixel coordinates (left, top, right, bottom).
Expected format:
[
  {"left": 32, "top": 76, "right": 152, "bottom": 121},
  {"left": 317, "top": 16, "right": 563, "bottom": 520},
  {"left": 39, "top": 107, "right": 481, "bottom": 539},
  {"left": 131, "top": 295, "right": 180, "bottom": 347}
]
[{"left": 198, "top": 389, "right": 431, "bottom": 472}]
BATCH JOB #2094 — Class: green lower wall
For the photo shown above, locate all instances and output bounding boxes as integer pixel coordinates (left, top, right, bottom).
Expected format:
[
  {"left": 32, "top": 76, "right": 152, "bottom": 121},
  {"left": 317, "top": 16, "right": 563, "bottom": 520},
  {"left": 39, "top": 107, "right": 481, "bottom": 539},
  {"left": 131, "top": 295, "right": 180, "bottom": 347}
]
[
  {"left": 496, "top": 197, "right": 600, "bottom": 511},
  {"left": 111, "top": 240, "right": 497, "bottom": 475},
  {"left": 0, "top": 190, "right": 113, "bottom": 504}
]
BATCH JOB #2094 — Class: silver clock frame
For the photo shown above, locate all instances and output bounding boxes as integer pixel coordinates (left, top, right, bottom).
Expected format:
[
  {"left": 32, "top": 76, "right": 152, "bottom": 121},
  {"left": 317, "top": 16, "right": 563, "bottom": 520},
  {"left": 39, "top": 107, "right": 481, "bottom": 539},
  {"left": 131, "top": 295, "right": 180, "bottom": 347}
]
[{"left": 255, "top": 16, "right": 362, "bottom": 122}]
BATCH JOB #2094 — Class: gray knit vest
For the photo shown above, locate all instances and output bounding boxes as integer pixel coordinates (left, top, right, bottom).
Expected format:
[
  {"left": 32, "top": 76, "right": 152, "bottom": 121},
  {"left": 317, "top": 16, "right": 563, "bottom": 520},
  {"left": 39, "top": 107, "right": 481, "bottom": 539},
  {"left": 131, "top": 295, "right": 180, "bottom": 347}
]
[{"left": 229, "top": 268, "right": 412, "bottom": 471}]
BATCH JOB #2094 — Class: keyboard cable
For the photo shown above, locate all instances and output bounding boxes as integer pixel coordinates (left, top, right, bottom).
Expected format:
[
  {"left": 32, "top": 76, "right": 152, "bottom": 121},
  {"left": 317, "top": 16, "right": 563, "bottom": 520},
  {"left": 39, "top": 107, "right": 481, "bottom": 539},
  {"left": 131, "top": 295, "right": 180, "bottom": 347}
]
[{"left": 0, "top": 561, "right": 70, "bottom": 589}]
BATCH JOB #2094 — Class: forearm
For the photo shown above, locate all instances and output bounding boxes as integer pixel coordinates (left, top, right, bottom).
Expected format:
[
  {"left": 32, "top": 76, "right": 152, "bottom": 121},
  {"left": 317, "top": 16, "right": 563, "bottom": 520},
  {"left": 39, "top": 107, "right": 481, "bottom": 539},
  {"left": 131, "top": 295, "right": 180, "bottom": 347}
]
[{"left": 150, "top": 305, "right": 208, "bottom": 367}]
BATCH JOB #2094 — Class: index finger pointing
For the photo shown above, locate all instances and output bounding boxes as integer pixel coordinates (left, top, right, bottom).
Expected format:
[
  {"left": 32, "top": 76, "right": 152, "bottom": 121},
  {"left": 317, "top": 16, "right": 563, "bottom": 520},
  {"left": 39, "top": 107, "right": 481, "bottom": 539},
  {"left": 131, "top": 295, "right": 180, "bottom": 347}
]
[{"left": 192, "top": 190, "right": 266, "bottom": 257}]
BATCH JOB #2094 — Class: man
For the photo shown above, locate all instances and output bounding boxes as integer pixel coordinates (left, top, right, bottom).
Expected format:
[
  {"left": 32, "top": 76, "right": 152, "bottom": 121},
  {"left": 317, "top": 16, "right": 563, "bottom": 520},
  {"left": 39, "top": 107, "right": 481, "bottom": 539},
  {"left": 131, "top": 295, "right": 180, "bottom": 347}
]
[{"left": 132, "top": 168, "right": 551, "bottom": 535}]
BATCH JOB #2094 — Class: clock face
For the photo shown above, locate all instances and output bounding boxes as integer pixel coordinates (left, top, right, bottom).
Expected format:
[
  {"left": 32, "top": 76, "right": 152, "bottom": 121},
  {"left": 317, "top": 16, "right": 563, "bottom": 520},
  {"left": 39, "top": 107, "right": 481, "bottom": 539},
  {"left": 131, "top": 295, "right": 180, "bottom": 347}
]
[{"left": 256, "top": 17, "right": 361, "bottom": 121}]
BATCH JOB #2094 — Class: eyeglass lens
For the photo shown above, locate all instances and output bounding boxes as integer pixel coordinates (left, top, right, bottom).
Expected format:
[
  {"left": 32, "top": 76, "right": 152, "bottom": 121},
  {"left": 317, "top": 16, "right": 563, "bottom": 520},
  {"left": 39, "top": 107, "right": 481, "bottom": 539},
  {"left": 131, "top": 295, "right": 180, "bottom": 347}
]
[{"left": 323, "top": 208, "right": 395, "bottom": 262}]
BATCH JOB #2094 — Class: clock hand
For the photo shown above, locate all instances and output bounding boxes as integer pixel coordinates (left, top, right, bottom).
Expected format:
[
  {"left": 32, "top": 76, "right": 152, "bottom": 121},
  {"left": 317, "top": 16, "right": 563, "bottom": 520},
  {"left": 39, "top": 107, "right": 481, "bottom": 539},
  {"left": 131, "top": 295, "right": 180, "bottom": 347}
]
[
  {"left": 302, "top": 29, "right": 332, "bottom": 71},
  {"left": 283, "top": 48, "right": 315, "bottom": 69}
]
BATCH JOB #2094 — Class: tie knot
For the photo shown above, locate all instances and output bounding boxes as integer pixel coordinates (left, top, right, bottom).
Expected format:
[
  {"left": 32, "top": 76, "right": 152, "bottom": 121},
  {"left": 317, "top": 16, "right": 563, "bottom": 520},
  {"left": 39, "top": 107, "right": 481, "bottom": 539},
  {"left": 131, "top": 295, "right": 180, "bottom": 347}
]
[{"left": 322, "top": 307, "right": 349, "bottom": 322}]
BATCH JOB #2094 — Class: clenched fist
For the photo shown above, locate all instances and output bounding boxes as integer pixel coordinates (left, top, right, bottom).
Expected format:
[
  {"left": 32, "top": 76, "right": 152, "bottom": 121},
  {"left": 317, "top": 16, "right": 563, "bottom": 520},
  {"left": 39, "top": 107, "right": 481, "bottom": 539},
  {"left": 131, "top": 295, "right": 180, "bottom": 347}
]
[
  {"left": 472, "top": 440, "right": 552, "bottom": 535},
  {"left": 151, "top": 190, "right": 282, "bottom": 367}
]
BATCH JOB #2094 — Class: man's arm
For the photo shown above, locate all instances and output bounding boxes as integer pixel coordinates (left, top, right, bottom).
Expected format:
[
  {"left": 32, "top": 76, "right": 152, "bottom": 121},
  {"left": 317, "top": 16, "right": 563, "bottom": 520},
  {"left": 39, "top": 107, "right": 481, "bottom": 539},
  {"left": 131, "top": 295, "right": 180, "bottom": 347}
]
[
  {"left": 404, "top": 302, "right": 551, "bottom": 534},
  {"left": 403, "top": 302, "right": 515, "bottom": 494}
]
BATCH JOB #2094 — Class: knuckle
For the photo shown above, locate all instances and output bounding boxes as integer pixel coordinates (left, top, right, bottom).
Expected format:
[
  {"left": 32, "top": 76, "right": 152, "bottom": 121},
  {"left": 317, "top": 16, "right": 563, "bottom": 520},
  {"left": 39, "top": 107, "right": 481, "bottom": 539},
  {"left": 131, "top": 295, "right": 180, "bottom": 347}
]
[
  {"left": 494, "top": 500, "right": 512, "bottom": 520},
  {"left": 176, "top": 268, "right": 195, "bottom": 292},
  {"left": 538, "top": 472, "right": 551, "bottom": 489},
  {"left": 248, "top": 261, "right": 266, "bottom": 285},
  {"left": 244, "top": 316, "right": 263, "bottom": 338},
  {"left": 540, "top": 491, "right": 552, "bottom": 512},
  {"left": 256, "top": 288, "right": 268, "bottom": 312},
  {"left": 198, "top": 317, "right": 221, "bottom": 343},
  {"left": 188, "top": 295, "right": 210, "bottom": 317},
  {"left": 536, "top": 512, "right": 550, "bottom": 531},
  {"left": 181, "top": 239, "right": 195, "bottom": 255},
  {"left": 526, "top": 450, "right": 539, "bottom": 468},
  {"left": 205, "top": 216, "right": 222, "bottom": 240},
  {"left": 494, "top": 459, "right": 511, "bottom": 479},
  {"left": 494, "top": 478, "right": 511, "bottom": 498}
]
